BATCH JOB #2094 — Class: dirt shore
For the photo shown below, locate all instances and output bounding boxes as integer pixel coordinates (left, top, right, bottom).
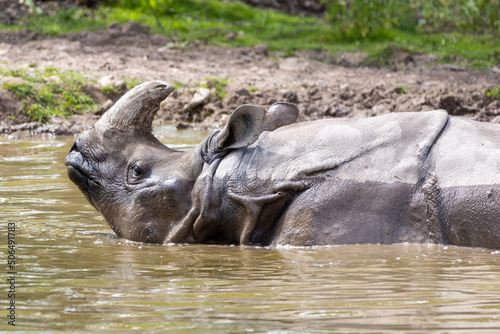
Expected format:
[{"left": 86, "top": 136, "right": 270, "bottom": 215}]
[{"left": 1, "top": 24, "right": 500, "bottom": 138}]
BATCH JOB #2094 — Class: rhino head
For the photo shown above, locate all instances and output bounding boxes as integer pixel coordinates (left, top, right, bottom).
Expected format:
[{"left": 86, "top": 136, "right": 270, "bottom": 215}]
[{"left": 65, "top": 80, "right": 275, "bottom": 244}]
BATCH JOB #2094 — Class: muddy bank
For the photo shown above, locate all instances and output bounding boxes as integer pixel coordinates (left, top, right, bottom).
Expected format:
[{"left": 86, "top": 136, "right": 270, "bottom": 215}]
[{"left": 1, "top": 24, "right": 500, "bottom": 138}]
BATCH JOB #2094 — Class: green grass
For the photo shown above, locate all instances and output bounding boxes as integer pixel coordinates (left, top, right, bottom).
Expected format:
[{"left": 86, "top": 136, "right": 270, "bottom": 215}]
[
  {"left": 395, "top": 85, "right": 408, "bottom": 95},
  {"left": 1, "top": 65, "right": 147, "bottom": 123},
  {"left": 172, "top": 81, "right": 188, "bottom": 90},
  {"left": 1, "top": 0, "right": 499, "bottom": 69},
  {"left": 486, "top": 86, "right": 500, "bottom": 100},
  {"left": 123, "top": 77, "right": 146, "bottom": 90},
  {"left": 101, "top": 84, "right": 118, "bottom": 95},
  {"left": 202, "top": 77, "right": 230, "bottom": 100},
  {"left": 1, "top": 66, "right": 98, "bottom": 123}
]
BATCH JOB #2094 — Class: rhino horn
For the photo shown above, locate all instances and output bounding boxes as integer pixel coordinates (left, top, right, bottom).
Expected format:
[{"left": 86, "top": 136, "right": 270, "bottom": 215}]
[{"left": 95, "top": 80, "right": 174, "bottom": 134}]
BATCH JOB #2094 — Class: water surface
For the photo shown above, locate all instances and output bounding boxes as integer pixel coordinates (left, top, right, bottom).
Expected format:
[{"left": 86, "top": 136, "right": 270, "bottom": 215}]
[{"left": 1, "top": 125, "right": 499, "bottom": 333}]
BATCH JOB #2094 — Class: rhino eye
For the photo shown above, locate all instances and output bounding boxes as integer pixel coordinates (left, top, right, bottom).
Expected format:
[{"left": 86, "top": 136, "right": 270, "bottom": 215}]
[
  {"left": 128, "top": 162, "right": 149, "bottom": 184},
  {"left": 132, "top": 164, "right": 143, "bottom": 176}
]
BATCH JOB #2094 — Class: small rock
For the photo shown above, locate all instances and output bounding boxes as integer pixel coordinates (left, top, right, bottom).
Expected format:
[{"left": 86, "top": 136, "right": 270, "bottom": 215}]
[
  {"left": 190, "top": 40, "right": 203, "bottom": 48},
  {"left": 393, "top": 86, "right": 407, "bottom": 95},
  {"left": 327, "top": 105, "right": 350, "bottom": 117},
  {"left": 202, "top": 103, "right": 218, "bottom": 115},
  {"left": 122, "top": 21, "right": 149, "bottom": 35},
  {"left": 238, "top": 47, "right": 252, "bottom": 56},
  {"left": 225, "top": 32, "right": 236, "bottom": 41},
  {"left": 149, "top": 34, "right": 171, "bottom": 46},
  {"left": 98, "top": 75, "right": 114, "bottom": 87},
  {"left": 176, "top": 122, "right": 193, "bottom": 130},
  {"left": 282, "top": 91, "right": 299, "bottom": 104},
  {"left": 487, "top": 100, "right": 500, "bottom": 111},
  {"left": 309, "top": 88, "right": 319, "bottom": 96},
  {"left": 316, "top": 80, "right": 328, "bottom": 89},
  {"left": 321, "top": 105, "right": 331, "bottom": 115},
  {"left": 279, "top": 57, "right": 303, "bottom": 71},
  {"left": 254, "top": 44, "right": 268, "bottom": 56},
  {"left": 415, "top": 95, "right": 428, "bottom": 107},
  {"left": 185, "top": 87, "right": 211, "bottom": 111},
  {"left": 440, "top": 64, "right": 467, "bottom": 72},
  {"left": 98, "top": 75, "right": 126, "bottom": 90},
  {"left": 224, "top": 91, "right": 251, "bottom": 107},
  {"left": 438, "top": 95, "right": 463, "bottom": 113},
  {"left": 235, "top": 88, "right": 251, "bottom": 97},
  {"left": 108, "top": 21, "right": 121, "bottom": 30},
  {"left": 340, "top": 88, "right": 354, "bottom": 100},
  {"left": 372, "top": 103, "right": 391, "bottom": 116},
  {"left": 438, "top": 95, "right": 479, "bottom": 115},
  {"left": 392, "top": 48, "right": 414, "bottom": 65}
]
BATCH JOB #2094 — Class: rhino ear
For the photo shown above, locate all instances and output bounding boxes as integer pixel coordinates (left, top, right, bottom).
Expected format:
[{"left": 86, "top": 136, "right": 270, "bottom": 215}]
[
  {"left": 216, "top": 105, "right": 266, "bottom": 150},
  {"left": 262, "top": 101, "right": 299, "bottom": 132}
]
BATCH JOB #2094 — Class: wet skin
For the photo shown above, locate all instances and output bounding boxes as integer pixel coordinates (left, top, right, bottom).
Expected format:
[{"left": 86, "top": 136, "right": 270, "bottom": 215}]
[{"left": 66, "top": 80, "right": 500, "bottom": 249}]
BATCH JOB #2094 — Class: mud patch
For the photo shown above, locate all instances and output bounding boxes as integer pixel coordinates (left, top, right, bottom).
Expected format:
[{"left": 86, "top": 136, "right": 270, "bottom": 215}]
[{"left": 1, "top": 23, "right": 500, "bottom": 137}]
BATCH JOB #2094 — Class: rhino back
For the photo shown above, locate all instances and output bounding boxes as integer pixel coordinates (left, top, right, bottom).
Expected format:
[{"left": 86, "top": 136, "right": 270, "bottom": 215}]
[
  {"left": 209, "top": 111, "right": 451, "bottom": 246},
  {"left": 242, "top": 110, "right": 449, "bottom": 184}
]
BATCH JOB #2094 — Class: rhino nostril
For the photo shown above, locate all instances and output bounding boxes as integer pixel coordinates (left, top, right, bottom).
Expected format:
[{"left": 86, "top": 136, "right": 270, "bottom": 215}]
[
  {"left": 69, "top": 142, "right": 78, "bottom": 153},
  {"left": 69, "top": 139, "right": 83, "bottom": 153}
]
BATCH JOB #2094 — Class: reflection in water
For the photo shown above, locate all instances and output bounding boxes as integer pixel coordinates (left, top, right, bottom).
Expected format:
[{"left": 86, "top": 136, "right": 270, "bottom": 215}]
[{"left": 0, "top": 126, "right": 500, "bottom": 333}]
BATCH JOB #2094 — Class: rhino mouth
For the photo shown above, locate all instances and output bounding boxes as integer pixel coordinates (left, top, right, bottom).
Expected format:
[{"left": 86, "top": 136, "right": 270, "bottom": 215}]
[
  {"left": 66, "top": 140, "right": 97, "bottom": 190},
  {"left": 66, "top": 164, "right": 89, "bottom": 187}
]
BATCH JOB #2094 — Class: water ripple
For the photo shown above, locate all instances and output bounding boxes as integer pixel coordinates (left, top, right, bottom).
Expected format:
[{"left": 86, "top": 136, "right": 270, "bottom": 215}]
[{"left": 1, "top": 135, "right": 500, "bottom": 333}]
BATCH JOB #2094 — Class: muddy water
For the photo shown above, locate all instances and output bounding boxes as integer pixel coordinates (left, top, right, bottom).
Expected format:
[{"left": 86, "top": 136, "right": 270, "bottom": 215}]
[{"left": 1, "top": 125, "right": 500, "bottom": 333}]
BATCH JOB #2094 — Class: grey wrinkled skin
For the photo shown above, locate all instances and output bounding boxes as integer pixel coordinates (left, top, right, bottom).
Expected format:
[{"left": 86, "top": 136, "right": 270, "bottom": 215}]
[{"left": 66, "top": 80, "right": 500, "bottom": 249}]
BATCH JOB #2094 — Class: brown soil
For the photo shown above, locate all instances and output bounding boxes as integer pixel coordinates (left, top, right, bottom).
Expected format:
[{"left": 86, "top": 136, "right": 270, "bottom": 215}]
[{"left": 1, "top": 23, "right": 500, "bottom": 138}]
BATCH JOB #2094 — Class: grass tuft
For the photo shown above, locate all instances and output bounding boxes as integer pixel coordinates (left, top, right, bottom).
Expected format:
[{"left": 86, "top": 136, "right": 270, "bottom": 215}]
[
  {"left": 1, "top": 67, "right": 97, "bottom": 123},
  {"left": 203, "top": 77, "right": 230, "bottom": 100},
  {"left": 101, "top": 84, "right": 119, "bottom": 95},
  {"left": 123, "top": 77, "right": 146, "bottom": 90},
  {"left": 486, "top": 86, "right": 500, "bottom": 101}
]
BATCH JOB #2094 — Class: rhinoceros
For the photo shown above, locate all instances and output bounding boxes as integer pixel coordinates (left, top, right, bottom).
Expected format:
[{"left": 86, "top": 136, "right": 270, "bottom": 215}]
[{"left": 65, "top": 80, "right": 500, "bottom": 249}]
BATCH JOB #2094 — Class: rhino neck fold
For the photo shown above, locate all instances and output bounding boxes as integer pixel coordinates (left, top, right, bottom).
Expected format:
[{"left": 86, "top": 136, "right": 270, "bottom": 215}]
[
  {"left": 163, "top": 142, "right": 216, "bottom": 244},
  {"left": 200, "top": 131, "right": 232, "bottom": 165},
  {"left": 174, "top": 144, "right": 205, "bottom": 182}
]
